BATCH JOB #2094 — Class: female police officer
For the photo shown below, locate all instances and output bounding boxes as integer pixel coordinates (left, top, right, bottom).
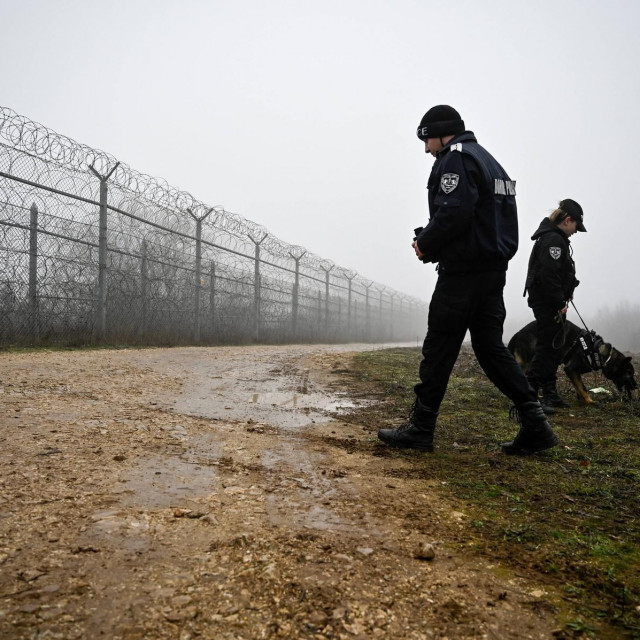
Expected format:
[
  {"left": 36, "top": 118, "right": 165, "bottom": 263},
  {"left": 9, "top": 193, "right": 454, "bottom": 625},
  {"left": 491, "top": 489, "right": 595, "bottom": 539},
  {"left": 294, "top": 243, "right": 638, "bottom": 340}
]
[
  {"left": 524, "top": 200, "right": 586, "bottom": 412},
  {"left": 377, "top": 105, "right": 558, "bottom": 456}
]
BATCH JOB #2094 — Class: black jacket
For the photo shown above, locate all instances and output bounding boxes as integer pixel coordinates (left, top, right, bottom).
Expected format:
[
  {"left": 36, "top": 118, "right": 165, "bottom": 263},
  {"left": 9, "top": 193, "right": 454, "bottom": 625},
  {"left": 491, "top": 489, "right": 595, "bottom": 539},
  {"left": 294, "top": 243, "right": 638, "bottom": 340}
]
[
  {"left": 524, "top": 218, "right": 579, "bottom": 310},
  {"left": 415, "top": 131, "right": 518, "bottom": 274}
]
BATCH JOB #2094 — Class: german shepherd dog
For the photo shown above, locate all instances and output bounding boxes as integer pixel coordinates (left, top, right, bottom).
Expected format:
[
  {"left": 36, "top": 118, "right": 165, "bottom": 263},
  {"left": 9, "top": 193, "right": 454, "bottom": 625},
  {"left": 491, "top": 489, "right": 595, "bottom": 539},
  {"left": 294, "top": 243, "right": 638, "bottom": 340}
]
[{"left": 508, "top": 319, "right": 638, "bottom": 403}]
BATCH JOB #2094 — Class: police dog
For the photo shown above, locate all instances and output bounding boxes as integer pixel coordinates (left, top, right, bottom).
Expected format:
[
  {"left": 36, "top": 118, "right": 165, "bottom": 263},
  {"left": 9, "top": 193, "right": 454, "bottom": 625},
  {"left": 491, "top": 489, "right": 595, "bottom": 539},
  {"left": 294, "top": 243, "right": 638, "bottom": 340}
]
[{"left": 508, "top": 319, "right": 638, "bottom": 404}]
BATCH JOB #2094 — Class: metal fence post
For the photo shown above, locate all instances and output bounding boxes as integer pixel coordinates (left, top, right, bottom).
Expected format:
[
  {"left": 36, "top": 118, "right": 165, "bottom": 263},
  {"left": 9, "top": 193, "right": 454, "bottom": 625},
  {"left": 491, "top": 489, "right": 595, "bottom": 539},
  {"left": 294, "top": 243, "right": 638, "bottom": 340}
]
[
  {"left": 376, "top": 286, "right": 385, "bottom": 341},
  {"left": 209, "top": 260, "right": 216, "bottom": 339},
  {"left": 188, "top": 207, "right": 213, "bottom": 343},
  {"left": 249, "top": 232, "right": 267, "bottom": 342},
  {"left": 389, "top": 292, "right": 396, "bottom": 339},
  {"left": 28, "top": 203, "right": 39, "bottom": 341},
  {"left": 89, "top": 162, "right": 119, "bottom": 342},
  {"left": 320, "top": 262, "right": 334, "bottom": 339},
  {"left": 344, "top": 271, "right": 356, "bottom": 341},
  {"left": 363, "top": 281, "right": 373, "bottom": 343},
  {"left": 140, "top": 239, "right": 148, "bottom": 338},
  {"left": 289, "top": 249, "right": 306, "bottom": 340}
]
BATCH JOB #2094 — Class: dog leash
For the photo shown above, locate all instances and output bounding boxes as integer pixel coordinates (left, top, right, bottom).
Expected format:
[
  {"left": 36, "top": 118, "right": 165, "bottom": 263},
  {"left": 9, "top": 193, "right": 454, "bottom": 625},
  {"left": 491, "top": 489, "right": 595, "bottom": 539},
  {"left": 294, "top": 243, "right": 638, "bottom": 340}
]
[{"left": 570, "top": 300, "right": 591, "bottom": 333}]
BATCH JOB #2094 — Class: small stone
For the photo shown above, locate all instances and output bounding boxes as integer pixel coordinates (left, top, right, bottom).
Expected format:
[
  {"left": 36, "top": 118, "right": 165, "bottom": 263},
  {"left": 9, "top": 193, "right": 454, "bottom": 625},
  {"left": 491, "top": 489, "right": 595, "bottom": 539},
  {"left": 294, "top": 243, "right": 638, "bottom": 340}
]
[
  {"left": 200, "top": 514, "right": 218, "bottom": 525},
  {"left": 356, "top": 547, "right": 374, "bottom": 556},
  {"left": 332, "top": 607, "right": 347, "bottom": 620},
  {"left": 334, "top": 554, "right": 353, "bottom": 563},
  {"left": 414, "top": 541, "right": 436, "bottom": 561},
  {"left": 344, "top": 622, "right": 365, "bottom": 635},
  {"left": 307, "top": 611, "right": 329, "bottom": 627}
]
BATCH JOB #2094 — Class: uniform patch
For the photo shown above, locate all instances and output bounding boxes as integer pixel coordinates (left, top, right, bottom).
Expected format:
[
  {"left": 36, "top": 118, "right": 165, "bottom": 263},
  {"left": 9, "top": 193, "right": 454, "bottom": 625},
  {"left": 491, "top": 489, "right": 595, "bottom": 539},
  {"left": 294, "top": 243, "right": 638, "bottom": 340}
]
[
  {"left": 549, "top": 247, "right": 562, "bottom": 260},
  {"left": 441, "top": 173, "right": 459, "bottom": 194},
  {"left": 494, "top": 178, "right": 517, "bottom": 195}
]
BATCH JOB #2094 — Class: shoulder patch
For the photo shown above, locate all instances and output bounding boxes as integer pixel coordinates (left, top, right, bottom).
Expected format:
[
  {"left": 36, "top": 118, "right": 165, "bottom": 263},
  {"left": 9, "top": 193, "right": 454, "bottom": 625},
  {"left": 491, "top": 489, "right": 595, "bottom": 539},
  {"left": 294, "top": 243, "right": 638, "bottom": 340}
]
[
  {"left": 451, "top": 143, "right": 462, "bottom": 152},
  {"left": 440, "top": 173, "right": 459, "bottom": 194},
  {"left": 494, "top": 178, "right": 517, "bottom": 195},
  {"left": 549, "top": 247, "right": 562, "bottom": 260}
]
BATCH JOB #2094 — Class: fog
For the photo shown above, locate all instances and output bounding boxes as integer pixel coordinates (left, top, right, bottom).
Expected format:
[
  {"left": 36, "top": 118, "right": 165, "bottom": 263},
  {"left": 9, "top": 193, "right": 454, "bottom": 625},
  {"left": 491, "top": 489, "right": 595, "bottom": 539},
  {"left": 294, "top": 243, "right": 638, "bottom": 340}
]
[{"left": 2, "top": 0, "right": 639, "bottom": 347}]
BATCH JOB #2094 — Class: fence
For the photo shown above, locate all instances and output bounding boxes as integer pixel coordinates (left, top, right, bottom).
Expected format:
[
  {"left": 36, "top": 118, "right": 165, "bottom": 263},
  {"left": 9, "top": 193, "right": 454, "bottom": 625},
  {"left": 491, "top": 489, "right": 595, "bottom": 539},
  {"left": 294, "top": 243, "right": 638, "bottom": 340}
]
[{"left": 0, "top": 106, "right": 426, "bottom": 347}]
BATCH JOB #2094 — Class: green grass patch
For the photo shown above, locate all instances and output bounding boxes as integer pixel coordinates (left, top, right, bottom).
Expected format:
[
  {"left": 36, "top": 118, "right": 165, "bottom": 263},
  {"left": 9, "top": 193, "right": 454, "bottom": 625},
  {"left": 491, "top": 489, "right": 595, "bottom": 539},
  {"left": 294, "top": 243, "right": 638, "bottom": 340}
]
[{"left": 336, "top": 346, "right": 640, "bottom": 638}]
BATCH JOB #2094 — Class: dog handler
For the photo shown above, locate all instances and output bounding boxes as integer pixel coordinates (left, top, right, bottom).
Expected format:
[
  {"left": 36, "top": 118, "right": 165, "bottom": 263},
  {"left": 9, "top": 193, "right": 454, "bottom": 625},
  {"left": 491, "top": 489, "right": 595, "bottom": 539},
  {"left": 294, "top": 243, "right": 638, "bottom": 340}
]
[
  {"left": 378, "top": 105, "right": 559, "bottom": 456},
  {"left": 523, "top": 200, "right": 586, "bottom": 411}
]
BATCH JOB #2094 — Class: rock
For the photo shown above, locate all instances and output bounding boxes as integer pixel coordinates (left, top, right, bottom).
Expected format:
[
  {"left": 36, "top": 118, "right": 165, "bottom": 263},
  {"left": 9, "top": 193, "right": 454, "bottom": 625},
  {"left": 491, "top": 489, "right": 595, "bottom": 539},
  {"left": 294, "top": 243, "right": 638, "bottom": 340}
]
[
  {"left": 200, "top": 513, "right": 218, "bottom": 525},
  {"left": 414, "top": 541, "right": 436, "bottom": 561},
  {"left": 307, "top": 611, "right": 329, "bottom": 627},
  {"left": 332, "top": 606, "right": 347, "bottom": 620},
  {"left": 334, "top": 554, "right": 353, "bottom": 563},
  {"left": 343, "top": 621, "right": 365, "bottom": 635},
  {"left": 356, "top": 547, "right": 374, "bottom": 556}
]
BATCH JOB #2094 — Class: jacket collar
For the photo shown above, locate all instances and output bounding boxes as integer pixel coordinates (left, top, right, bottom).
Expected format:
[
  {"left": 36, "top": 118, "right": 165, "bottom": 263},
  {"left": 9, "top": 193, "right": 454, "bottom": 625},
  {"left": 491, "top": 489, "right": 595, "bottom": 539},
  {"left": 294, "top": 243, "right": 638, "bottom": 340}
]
[{"left": 436, "top": 131, "right": 477, "bottom": 157}]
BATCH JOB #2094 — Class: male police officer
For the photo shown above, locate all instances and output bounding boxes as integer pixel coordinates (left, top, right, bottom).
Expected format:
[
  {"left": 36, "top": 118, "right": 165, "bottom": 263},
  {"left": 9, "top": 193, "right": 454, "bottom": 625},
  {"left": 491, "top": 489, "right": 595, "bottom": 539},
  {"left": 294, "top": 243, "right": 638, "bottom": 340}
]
[
  {"left": 377, "top": 105, "right": 558, "bottom": 456},
  {"left": 524, "top": 200, "right": 586, "bottom": 412}
]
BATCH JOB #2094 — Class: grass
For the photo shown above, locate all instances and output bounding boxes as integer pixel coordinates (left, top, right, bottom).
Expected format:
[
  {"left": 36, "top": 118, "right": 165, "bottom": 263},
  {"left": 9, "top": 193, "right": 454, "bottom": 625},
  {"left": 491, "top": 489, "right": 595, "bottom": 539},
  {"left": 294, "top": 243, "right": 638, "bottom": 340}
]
[{"left": 335, "top": 346, "right": 640, "bottom": 639}]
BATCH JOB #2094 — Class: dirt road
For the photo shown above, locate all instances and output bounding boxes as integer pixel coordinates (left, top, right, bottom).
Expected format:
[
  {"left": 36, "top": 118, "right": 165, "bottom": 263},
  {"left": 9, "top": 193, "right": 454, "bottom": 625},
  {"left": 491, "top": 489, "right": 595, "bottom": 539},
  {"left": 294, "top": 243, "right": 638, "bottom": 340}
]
[{"left": 0, "top": 344, "right": 563, "bottom": 639}]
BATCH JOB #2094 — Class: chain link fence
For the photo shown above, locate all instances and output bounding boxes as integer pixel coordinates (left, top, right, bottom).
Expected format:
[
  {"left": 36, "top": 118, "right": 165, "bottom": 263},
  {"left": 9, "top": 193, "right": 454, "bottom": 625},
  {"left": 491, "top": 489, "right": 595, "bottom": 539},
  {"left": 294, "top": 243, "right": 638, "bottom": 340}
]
[{"left": 0, "top": 106, "right": 426, "bottom": 347}]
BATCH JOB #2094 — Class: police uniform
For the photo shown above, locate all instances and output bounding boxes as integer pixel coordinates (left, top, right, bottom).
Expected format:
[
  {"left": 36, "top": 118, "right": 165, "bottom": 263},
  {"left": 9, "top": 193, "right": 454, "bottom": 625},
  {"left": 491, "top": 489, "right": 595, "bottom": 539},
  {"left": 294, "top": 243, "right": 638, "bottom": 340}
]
[
  {"left": 378, "top": 105, "right": 557, "bottom": 456},
  {"left": 524, "top": 215, "right": 581, "bottom": 400},
  {"left": 413, "top": 130, "right": 536, "bottom": 413}
]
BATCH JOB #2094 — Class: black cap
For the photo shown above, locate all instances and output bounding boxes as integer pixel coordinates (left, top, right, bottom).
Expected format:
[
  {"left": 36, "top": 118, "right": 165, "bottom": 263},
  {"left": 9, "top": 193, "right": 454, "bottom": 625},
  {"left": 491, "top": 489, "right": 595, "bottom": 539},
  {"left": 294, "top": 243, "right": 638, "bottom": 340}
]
[
  {"left": 560, "top": 198, "right": 586, "bottom": 232},
  {"left": 416, "top": 105, "right": 465, "bottom": 140}
]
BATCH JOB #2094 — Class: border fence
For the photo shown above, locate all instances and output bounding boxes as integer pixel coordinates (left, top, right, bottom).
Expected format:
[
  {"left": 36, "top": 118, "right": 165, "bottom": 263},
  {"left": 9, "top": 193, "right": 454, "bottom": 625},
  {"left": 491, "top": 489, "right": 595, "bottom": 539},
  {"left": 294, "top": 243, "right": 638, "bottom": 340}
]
[{"left": 0, "top": 106, "right": 426, "bottom": 347}]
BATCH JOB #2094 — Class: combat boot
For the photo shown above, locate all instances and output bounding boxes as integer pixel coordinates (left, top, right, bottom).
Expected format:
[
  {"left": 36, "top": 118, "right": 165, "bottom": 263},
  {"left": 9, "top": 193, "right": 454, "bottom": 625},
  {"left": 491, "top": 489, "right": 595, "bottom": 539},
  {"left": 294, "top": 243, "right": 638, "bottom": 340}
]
[
  {"left": 527, "top": 379, "right": 556, "bottom": 415},
  {"left": 501, "top": 401, "right": 559, "bottom": 456},
  {"left": 377, "top": 400, "right": 437, "bottom": 452},
  {"left": 541, "top": 382, "right": 570, "bottom": 409}
]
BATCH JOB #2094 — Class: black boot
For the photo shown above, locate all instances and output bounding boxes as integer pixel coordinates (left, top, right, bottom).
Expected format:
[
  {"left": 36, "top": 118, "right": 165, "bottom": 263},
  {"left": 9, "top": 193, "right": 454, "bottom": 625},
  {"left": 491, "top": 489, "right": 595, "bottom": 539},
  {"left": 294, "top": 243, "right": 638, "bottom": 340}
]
[
  {"left": 541, "top": 382, "right": 570, "bottom": 408},
  {"left": 501, "top": 401, "right": 559, "bottom": 456},
  {"left": 378, "top": 400, "right": 437, "bottom": 452},
  {"left": 527, "top": 378, "right": 556, "bottom": 415}
]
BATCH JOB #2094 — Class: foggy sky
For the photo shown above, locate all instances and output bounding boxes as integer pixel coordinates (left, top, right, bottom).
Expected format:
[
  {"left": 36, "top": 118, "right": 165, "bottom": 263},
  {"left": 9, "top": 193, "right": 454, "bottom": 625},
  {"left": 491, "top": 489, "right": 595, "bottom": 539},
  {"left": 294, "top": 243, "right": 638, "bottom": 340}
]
[{"left": 2, "top": 0, "right": 639, "bottom": 333}]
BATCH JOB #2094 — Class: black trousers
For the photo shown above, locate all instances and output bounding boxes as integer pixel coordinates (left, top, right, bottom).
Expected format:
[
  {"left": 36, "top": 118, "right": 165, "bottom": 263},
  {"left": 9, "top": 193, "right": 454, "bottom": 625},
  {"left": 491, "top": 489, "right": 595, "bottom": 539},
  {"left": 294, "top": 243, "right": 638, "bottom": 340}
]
[
  {"left": 527, "top": 306, "right": 564, "bottom": 391},
  {"left": 414, "top": 270, "right": 536, "bottom": 412}
]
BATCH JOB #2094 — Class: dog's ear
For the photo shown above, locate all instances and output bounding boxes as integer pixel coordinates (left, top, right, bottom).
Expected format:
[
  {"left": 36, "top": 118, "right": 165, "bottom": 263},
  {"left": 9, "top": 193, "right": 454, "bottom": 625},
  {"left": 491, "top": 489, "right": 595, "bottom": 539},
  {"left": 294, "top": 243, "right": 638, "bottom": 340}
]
[{"left": 624, "top": 356, "right": 632, "bottom": 365}]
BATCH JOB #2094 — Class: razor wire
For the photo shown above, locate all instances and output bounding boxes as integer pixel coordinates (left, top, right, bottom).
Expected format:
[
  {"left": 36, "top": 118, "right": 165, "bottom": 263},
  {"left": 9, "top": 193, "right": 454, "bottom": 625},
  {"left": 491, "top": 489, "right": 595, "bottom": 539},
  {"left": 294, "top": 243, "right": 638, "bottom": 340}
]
[{"left": 0, "top": 106, "right": 427, "bottom": 346}]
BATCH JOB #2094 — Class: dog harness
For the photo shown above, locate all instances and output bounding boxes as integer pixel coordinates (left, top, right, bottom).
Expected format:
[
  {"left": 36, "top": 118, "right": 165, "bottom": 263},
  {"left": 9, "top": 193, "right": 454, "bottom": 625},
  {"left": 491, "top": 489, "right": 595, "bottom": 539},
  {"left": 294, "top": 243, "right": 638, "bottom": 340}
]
[{"left": 568, "top": 329, "right": 608, "bottom": 372}]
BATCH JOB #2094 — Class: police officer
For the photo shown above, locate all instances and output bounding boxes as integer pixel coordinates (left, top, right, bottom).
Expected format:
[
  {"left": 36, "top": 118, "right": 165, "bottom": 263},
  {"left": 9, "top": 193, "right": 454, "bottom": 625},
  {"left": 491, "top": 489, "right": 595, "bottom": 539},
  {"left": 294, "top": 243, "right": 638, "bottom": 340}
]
[
  {"left": 377, "top": 105, "right": 558, "bottom": 456},
  {"left": 524, "top": 200, "right": 586, "bottom": 412}
]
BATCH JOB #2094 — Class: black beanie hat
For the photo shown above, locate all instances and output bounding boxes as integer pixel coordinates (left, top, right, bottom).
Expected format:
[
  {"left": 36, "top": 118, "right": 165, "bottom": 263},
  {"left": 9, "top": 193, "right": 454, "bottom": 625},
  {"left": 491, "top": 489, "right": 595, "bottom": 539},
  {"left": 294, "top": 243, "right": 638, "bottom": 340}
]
[
  {"left": 559, "top": 198, "right": 586, "bottom": 232},
  {"left": 417, "top": 105, "right": 465, "bottom": 140}
]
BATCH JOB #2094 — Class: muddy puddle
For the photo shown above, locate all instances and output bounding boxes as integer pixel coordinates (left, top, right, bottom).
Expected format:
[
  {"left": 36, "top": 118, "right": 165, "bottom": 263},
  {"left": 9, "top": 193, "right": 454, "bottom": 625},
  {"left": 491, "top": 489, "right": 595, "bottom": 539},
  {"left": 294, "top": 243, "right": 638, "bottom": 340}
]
[{"left": 166, "top": 346, "right": 392, "bottom": 429}]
